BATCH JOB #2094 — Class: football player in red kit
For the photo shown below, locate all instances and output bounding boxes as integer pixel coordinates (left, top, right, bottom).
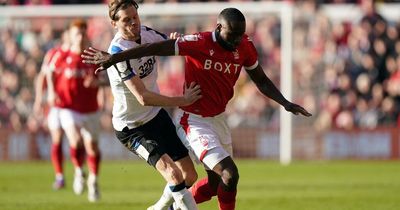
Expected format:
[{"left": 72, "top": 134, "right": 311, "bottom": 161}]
[
  {"left": 48, "top": 19, "right": 104, "bottom": 202},
  {"left": 33, "top": 30, "right": 72, "bottom": 190},
  {"left": 82, "top": 8, "right": 311, "bottom": 209}
]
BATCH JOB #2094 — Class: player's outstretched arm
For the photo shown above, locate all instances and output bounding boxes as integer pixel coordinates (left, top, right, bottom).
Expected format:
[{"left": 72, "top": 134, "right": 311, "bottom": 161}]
[
  {"left": 82, "top": 39, "right": 176, "bottom": 73},
  {"left": 246, "top": 65, "right": 312, "bottom": 117},
  {"left": 45, "top": 66, "right": 58, "bottom": 107},
  {"left": 33, "top": 51, "right": 54, "bottom": 115}
]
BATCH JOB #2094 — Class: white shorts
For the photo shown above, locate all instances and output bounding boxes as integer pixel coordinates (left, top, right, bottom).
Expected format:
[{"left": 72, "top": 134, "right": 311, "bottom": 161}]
[
  {"left": 47, "top": 107, "right": 62, "bottom": 130},
  {"left": 175, "top": 109, "right": 232, "bottom": 170},
  {"left": 58, "top": 108, "right": 101, "bottom": 141}
]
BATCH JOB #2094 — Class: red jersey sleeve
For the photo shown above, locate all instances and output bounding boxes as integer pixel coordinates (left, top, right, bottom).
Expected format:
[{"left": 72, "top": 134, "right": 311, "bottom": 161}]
[
  {"left": 175, "top": 33, "right": 203, "bottom": 56},
  {"left": 40, "top": 48, "right": 58, "bottom": 73},
  {"left": 242, "top": 35, "right": 259, "bottom": 70}
]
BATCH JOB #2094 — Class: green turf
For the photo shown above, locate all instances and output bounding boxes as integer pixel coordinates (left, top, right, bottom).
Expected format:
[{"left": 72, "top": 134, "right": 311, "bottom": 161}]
[{"left": 0, "top": 160, "right": 399, "bottom": 210}]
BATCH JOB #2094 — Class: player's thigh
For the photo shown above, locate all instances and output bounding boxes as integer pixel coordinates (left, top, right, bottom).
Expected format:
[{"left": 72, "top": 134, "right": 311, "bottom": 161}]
[
  {"left": 176, "top": 111, "right": 231, "bottom": 170},
  {"left": 211, "top": 155, "right": 237, "bottom": 177},
  {"left": 47, "top": 107, "right": 63, "bottom": 144},
  {"left": 142, "top": 109, "right": 189, "bottom": 162},
  {"left": 80, "top": 112, "right": 101, "bottom": 142},
  {"left": 202, "top": 146, "right": 231, "bottom": 171},
  {"left": 47, "top": 107, "right": 63, "bottom": 143},
  {"left": 184, "top": 129, "right": 232, "bottom": 171},
  {"left": 49, "top": 128, "right": 64, "bottom": 144},
  {"left": 59, "top": 108, "right": 83, "bottom": 146},
  {"left": 115, "top": 127, "right": 165, "bottom": 167},
  {"left": 214, "top": 113, "right": 232, "bottom": 146}
]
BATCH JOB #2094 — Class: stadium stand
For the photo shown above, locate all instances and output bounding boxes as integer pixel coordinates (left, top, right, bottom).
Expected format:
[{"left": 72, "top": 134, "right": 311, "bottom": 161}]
[{"left": 0, "top": 0, "right": 399, "bottom": 160}]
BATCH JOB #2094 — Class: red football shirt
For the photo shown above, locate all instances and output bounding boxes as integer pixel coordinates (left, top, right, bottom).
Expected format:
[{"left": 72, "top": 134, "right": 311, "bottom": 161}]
[
  {"left": 44, "top": 47, "right": 59, "bottom": 66},
  {"left": 46, "top": 46, "right": 68, "bottom": 84},
  {"left": 40, "top": 47, "right": 60, "bottom": 88},
  {"left": 39, "top": 47, "right": 65, "bottom": 116},
  {"left": 176, "top": 31, "right": 259, "bottom": 117},
  {"left": 54, "top": 50, "right": 99, "bottom": 113}
]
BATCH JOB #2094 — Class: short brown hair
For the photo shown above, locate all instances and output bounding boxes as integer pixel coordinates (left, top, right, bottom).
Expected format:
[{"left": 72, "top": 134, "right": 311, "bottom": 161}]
[
  {"left": 69, "top": 18, "right": 87, "bottom": 30},
  {"left": 108, "top": 0, "right": 139, "bottom": 21}
]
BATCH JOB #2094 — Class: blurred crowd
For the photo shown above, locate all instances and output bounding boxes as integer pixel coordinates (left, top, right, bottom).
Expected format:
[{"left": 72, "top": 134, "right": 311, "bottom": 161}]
[
  {"left": 0, "top": 0, "right": 400, "bottom": 136},
  {"left": 302, "top": 0, "right": 400, "bottom": 132},
  {"left": 2, "top": 0, "right": 400, "bottom": 6}
]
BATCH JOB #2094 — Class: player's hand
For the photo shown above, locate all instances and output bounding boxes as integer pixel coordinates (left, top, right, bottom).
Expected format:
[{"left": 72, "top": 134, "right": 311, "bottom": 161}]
[
  {"left": 169, "top": 32, "right": 182, "bottom": 39},
  {"left": 47, "top": 91, "right": 59, "bottom": 107},
  {"left": 283, "top": 101, "right": 312, "bottom": 117},
  {"left": 81, "top": 47, "right": 112, "bottom": 74},
  {"left": 182, "top": 82, "right": 202, "bottom": 106}
]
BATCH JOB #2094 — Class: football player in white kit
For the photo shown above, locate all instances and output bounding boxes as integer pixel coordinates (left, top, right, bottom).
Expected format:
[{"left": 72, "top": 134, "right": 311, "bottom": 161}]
[{"left": 106, "top": 1, "right": 200, "bottom": 210}]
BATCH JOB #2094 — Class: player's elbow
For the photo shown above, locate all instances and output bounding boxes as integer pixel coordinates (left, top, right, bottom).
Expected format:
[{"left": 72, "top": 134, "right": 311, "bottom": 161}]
[
  {"left": 136, "top": 95, "right": 147, "bottom": 106},
  {"left": 137, "top": 92, "right": 152, "bottom": 106}
]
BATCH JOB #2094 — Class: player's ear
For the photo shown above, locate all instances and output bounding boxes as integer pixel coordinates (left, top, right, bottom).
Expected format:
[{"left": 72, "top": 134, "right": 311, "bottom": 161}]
[
  {"left": 216, "top": 23, "right": 222, "bottom": 31},
  {"left": 111, "top": 20, "right": 117, "bottom": 29}
]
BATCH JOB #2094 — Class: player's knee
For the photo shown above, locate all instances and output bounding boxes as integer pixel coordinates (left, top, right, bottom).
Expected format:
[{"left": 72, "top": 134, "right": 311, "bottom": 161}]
[
  {"left": 85, "top": 141, "right": 99, "bottom": 156},
  {"left": 51, "top": 130, "right": 63, "bottom": 144},
  {"left": 156, "top": 155, "right": 185, "bottom": 184},
  {"left": 67, "top": 134, "right": 83, "bottom": 148},
  {"left": 221, "top": 167, "right": 239, "bottom": 189}
]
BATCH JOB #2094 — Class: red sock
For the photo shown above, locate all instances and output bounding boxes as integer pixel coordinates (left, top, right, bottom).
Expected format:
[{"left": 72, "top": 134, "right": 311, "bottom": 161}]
[
  {"left": 189, "top": 178, "right": 217, "bottom": 204},
  {"left": 217, "top": 185, "right": 237, "bottom": 210},
  {"left": 51, "top": 143, "right": 63, "bottom": 174},
  {"left": 77, "top": 146, "right": 86, "bottom": 166},
  {"left": 70, "top": 147, "right": 84, "bottom": 169},
  {"left": 87, "top": 153, "right": 101, "bottom": 175}
]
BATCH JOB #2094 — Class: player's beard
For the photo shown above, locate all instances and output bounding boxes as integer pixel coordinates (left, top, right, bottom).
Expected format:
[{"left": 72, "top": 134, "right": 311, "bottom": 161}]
[{"left": 215, "top": 29, "right": 236, "bottom": 51}]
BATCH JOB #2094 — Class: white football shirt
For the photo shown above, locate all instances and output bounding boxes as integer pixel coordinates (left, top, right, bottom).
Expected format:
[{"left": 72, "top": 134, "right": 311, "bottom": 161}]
[{"left": 107, "top": 26, "right": 167, "bottom": 131}]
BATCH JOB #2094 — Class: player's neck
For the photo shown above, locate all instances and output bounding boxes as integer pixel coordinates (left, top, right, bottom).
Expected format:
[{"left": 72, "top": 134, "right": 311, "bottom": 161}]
[
  {"left": 215, "top": 30, "right": 236, "bottom": 51},
  {"left": 70, "top": 44, "right": 83, "bottom": 54},
  {"left": 70, "top": 42, "right": 88, "bottom": 54},
  {"left": 121, "top": 34, "right": 141, "bottom": 44}
]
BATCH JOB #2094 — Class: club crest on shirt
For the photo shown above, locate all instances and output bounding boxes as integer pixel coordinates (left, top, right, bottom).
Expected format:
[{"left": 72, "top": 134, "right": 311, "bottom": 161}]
[
  {"left": 182, "top": 34, "right": 198, "bottom": 42},
  {"left": 198, "top": 136, "right": 209, "bottom": 147},
  {"left": 209, "top": 49, "right": 214, "bottom": 56}
]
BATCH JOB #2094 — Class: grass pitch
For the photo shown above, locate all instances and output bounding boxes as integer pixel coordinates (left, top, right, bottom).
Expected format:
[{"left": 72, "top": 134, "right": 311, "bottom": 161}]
[{"left": 0, "top": 160, "right": 399, "bottom": 210}]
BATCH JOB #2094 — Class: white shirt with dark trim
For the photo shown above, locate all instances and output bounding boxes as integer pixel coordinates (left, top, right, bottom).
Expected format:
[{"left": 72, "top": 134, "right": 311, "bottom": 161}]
[{"left": 107, "top": 26, "right": 167, "bottom": 131}]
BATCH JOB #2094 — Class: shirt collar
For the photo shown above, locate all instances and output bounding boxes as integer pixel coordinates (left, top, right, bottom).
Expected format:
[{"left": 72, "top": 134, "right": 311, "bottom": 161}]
[{"left": 212, "top": 31, "right": 217, "bottom": 42}]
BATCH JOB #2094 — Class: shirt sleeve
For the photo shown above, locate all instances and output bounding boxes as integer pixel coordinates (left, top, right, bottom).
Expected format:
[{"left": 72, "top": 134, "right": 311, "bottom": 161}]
[
  {"left": 41, "top": 49, "right": 56, "bottom": 73},
  {"left": 243, "top": 36, "right": 259, "bottom": 71},
  {"left": 110, "top": 45, "right": 136, "bottom": 81},
  {"left": 47, "top": 50, "right": 64, "bottom": 73},
  {"left": 175, "top": 34, "right": 202, "bottom": 56}
]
